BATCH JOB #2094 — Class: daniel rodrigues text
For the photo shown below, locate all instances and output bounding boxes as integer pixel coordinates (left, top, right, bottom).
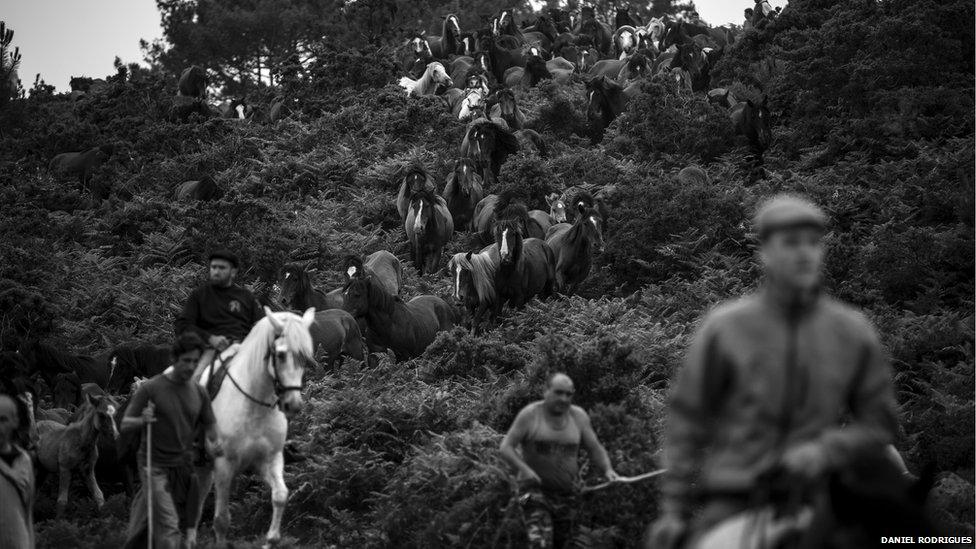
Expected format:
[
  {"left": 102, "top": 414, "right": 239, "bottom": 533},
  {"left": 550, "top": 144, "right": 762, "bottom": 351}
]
[{"left": 881, "top": 537, "right": 973, "bottom": 544}]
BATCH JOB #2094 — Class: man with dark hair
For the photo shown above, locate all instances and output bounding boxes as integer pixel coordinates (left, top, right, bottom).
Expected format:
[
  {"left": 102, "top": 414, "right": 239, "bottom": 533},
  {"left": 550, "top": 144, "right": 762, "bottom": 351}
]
[
  {"left": 122, "top": 332, "right": 223, "bottom": 549},
  {"left": 0, "top": 391, "right": 34, "bottom": 549},
  {"left": 646, "top": 195, "right": 900, "bottom": 548},
  {"left": 175, "top": 249, "right": 264, "bottom": 370},
  {"left": 500, "top": 373, "right": 619, "bottom": 548},
  {"left": 743, "top": 8, "right": 755, "bottom": 30}
]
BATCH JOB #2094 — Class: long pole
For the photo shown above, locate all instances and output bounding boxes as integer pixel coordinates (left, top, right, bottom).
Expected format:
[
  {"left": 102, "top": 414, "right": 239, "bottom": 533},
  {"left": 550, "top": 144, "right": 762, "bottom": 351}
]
[{"left": 146, "top": 404, "right": 153, "bottom": 549}]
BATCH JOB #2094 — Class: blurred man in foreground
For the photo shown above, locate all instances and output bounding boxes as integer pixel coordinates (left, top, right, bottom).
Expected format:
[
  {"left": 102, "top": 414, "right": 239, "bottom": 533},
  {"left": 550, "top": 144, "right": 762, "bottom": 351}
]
[{"left": 647, "top": 195, "right": 902, "bottom": 548}]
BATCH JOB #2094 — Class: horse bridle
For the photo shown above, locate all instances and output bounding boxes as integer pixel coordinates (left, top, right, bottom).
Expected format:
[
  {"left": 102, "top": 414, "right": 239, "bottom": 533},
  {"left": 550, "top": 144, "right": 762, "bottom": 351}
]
[{"left": 223, "top": 334, "right": 304, "bottom": 410}]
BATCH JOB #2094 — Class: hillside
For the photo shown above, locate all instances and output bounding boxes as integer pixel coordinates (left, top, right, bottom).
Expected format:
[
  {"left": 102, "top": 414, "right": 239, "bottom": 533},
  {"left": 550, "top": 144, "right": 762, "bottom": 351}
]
[{"left": 0, "top": 0, "right": 973, "bottom": 547}]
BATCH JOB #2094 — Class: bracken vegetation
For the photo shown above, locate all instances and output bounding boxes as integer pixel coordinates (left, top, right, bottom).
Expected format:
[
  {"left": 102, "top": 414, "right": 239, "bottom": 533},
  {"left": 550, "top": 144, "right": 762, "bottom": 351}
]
[{"left": 0, "top": 0, "right": 973, "bottom": 546}]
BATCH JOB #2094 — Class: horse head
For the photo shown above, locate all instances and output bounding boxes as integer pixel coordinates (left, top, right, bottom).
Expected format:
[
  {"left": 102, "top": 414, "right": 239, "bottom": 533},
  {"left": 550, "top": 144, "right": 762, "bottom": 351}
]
[
  {"left": 409, "top": 190, "right": 438, "bottom": 236},
  {"left": 407, "top": 32, "right": 432, "bottom": 58},
  {"left": 546, "top": 193, "right": 568, "bottom": 223},
  {"left": 576, "top": 203, "right": 606, "bottom": 253},
  {"left": 586, "top": 76, "right": 622, "bottom": 121},
  {"left": 625, "top": 52, "right": 652, "bottom": 81},
  {"left": 489, "top": 88, "right": 518, "bottom": 120},
  {"left": 672, "top": 42, "right": 704, "bottom": 78},
  {"left": 87, "top": 393, "right": 119, "bottom": 441},
  {"left": 278, "top": 262, "right": 312, "bottom": 307},
  {"left": 260, "top": 307, "right": 315, "bottom": 417},
  {"left": 495, "top": 218, "right": 525, "bottom": 266},
  {"left": 427, "top": 61, "right": 453, "bottom": 88},
  {"left": 452, "top": 159, "right": 479, "bottom": 195},
  {"left": 444, "top": 14, "right": 462, "bottom": 39}
]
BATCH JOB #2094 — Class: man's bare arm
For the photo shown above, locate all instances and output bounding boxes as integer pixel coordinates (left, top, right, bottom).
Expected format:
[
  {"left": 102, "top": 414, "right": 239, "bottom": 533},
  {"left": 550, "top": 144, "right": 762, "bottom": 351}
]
[
  {"left": 499, "top": 406, "right": 540, "bottom": 483},
  {"left": 576, "top": 407, "right": 616, "bottom": 479}
]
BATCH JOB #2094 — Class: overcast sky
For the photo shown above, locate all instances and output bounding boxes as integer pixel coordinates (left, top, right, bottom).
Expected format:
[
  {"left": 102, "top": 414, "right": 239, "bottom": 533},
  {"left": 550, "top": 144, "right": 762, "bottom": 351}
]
[{"left": 5, "top": 0, "right": 784, "bottom": 92}]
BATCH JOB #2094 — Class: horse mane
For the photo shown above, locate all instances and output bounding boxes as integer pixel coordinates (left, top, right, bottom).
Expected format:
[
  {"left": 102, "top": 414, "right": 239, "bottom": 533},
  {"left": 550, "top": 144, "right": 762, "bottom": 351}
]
[
  {"left": 363, "top": 274, "right": 397, "bottom": 315},
  {"left": 448, "top": 251, "right": 497, "bottom": 304},
  {"left": 495, "top": 191, "right": 529, "bottom": 227},
  {"left": 235, "top": 312, "right": 314, "bottom": 375}
]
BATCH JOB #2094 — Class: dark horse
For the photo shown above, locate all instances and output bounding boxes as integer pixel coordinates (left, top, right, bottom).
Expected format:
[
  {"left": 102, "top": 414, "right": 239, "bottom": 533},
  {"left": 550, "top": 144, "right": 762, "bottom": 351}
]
[
  {"left": 730, "top": 95, "right": 772, "bottom": 169},
  {"left": 428, "top": 14, "right": 463, "bottom": 59},
  {"left": 104, "top": 343, "right": 170, "bottom": 394},
  {"left": 460, "top": 118, "right": 520, "bottom": 185},
  {"left": 486, "top": 88, "right": 526, "bottom": 130},
  {"left": 472, "top": 193, "right": 549, "bottom": 245},
  {"left": 476, "top": 29, "right": 525, "bottom": 85},
  {"left": 308, "top": 309, "right": 366, "bottom": 370},
  {"left": 175, "top": 175, "right": 221, "bottom": 201},
  {"left": 545, "top": 203, "right": 606, "bottom": 295},
  {"left": 279, "top": 262, "right": 344, "bottom": 312},
  {"left": 18, "top": 340, "right": 109, "bottom": 396},
  {"left": 404, "top": 186, "right": 454, "bottom": 275},
  {"left": 443, "top": 158, "right": 485, "bottom": 231},
  {"left": 670, "top": 41, "right": 713, "bottom": 92},
  {"left": 178, "top": 65, "right": 207, "bottom": 98},
  {"left": 494, "top": 212, "right": 555, "bottom": 317},
  {"left": 586, "top": 76, "right": 638, "bottom": 141},
  {"left": 342, "top": 268, "right": 456, "bottom": 362},
  {"left": 49, "top": 144, "right": 115, "bottom": 192}
]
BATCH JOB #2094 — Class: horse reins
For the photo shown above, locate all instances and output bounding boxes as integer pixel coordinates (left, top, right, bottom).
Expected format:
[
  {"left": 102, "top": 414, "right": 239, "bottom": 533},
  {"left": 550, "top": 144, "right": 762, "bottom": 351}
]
[{"left": 221, "top": 336, "right": 304, "bottom": 410}]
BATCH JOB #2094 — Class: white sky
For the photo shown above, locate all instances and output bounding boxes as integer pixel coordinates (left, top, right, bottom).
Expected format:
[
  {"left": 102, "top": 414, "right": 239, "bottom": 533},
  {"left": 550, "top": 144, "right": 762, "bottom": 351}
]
[
  {"left": 4, "top": 0, "right": 162, "bottom": 92},
  {"left": 5, "top": 0, "right": 785, "bottom": 92}
]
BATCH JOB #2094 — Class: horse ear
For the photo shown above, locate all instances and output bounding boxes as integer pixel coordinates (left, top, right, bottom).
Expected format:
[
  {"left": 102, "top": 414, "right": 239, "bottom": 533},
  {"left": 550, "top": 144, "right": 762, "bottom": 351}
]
[
  {"left": 465, "top": 251, "right": 473, "bottom": 260},
  {"left": 301, "top": 307, "right": 316, "bottom": 327},
  {"left": 577, "top": 202, "right": 587, "bottom": 215},
  {"left": 87, "top": 392, "right": 98, "bottom": 407},
  {"left": 264, "top": 307, "right": 284, "bottom": 333}
]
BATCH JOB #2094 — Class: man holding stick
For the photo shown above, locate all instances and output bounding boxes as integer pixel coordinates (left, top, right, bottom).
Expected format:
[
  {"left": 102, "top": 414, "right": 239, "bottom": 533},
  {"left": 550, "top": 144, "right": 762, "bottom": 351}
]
[
  {"left": 122, "top": 333, "right": 222, "bottom": 549},
  {"left": 500, "top": 373, "right": 619, "bottom": 549}
]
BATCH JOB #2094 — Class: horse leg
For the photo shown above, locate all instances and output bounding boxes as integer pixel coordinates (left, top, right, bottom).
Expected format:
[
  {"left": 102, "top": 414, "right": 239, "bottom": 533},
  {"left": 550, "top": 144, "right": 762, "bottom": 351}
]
[
  {"left": 186, "top": 466, "right": 215, "bottom": 549},
  {"left": 262, "top": 452, "right": 289, "bottom": 544},
  {"left": 84, "top": 459, "right": 106, "bottom": 509},
  {"left": 57, "top": 465, "right": 71, "bottom": 517},
  {"left": 212, "top": 459, "right": 234, "bottom": 547}
]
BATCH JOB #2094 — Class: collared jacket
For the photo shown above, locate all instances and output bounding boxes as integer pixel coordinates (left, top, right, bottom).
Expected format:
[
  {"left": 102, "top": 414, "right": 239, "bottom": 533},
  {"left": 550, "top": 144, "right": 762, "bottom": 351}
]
[
  {"left": 0, "top": 445, "right": 35, "bottom": 549},
  {"left": 174, "top": 283, "right": 263, "bottom": 342},
  {"left": 660, "top": 289, "right": 898, "bottom": 517}
]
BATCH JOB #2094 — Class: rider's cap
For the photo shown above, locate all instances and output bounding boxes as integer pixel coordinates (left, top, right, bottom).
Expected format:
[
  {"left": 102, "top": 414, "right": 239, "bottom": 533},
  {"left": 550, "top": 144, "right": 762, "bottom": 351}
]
[
  {"left": 208, "top": 249, "right": 240, "bottom": 268},
  {"left": 754, "top": 195, "right": 827, "bottom": 241}
]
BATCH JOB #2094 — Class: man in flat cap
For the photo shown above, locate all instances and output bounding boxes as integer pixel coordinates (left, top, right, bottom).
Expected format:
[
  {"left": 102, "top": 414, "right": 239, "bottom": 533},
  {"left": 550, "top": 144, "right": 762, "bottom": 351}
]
[
  {"left": 646, "top": 195, "right": 902, "bottom": 548},
  {"left": 175, "top": 249, "right": 264, "bottom": 371}
]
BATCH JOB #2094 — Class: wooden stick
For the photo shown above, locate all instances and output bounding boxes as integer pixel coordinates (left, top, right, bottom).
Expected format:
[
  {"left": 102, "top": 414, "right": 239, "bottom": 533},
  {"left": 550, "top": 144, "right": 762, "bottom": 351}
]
[
  {"left": 580, "top": 468, "right": 667, "bottom": 493},
  {"left": 146, "top": 404, "right": 153, "bottom": 549}
]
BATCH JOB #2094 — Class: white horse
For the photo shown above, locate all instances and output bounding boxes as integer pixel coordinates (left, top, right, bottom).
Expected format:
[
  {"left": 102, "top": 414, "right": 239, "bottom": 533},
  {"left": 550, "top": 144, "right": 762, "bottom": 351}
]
[
  {"left": 399, "top": 61, "right": 453, "bottom": 97},
  {"left": 188, "top": 307, "right": 315, "bottom": 548}
]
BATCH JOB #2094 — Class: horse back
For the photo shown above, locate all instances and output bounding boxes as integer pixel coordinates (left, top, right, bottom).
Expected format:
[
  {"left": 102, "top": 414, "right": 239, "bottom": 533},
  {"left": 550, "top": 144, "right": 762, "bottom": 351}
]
[{"left": 521, "top": 238, "right": 556, "bottom": 297}]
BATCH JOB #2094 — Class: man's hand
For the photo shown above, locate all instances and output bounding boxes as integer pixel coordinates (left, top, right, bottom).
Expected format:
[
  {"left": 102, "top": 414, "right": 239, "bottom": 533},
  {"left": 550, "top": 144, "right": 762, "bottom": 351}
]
[
  {"left": 208, "top": 335, "right": 230, "bottom": 351},
  {"left": 517, "top": 467, "right": 542, "bottom": 487},
  {"left": 645, "top": 513, "right": 686, "bottom": 549},
  {"left": 141, "top": 401, "right": 156, "bottom": 424},
  {"left": 207, "top": 438, "right": 225, "bottom": 458},
  {"left": 781, "top": 440, "right": 829, "bottom": 480}
]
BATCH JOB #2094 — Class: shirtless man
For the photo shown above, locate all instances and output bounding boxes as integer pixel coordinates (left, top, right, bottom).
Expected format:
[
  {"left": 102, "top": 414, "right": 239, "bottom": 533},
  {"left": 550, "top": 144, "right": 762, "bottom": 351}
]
[{"left": 500, "top": 373, "right": 619, "bottom": 548}]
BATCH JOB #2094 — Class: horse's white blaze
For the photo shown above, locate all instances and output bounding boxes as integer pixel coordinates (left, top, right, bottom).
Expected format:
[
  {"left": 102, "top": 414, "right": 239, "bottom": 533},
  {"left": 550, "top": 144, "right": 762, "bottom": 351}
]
[
  {"left": 590, "top": 216, "right": 598, "bottom": 229},
  {"left": 500, "top": 11, "right": 508, "bottom": 29},
  {"left": 413, "top": 201, "right": 424, "bottom": 232},
  {"left": 500, "top": 228, "right": 509, "bottom": 258},
  {"left": 588, "top": 91, "right": 595, "bottom": 104},
  {"left": 235, "top": 104, "right": 245, "bottom": 119},
  {"left": 347, "top": 266, "right": 357, "bottom": 277},
  {"left": 449, "top": 15, "right": 460, "bottom": 35},
  {"left": 454, "top": 267, "right": 461, "bottom": 299}
]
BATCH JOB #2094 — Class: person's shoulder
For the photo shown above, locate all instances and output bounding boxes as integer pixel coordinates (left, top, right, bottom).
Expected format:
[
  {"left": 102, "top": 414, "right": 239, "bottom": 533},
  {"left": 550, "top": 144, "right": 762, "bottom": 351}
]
[
  {"left": 569, "top": 404, "right": 590, "bottom": 423},
  {"left": 517, "top": 400, "right": 544, "bottom": 418},
  {"left": 699, "top": 294, "right": 762, "bottom": 328},
  {"left": 819, "top": 295, "right": 878, "bottom": 339}
]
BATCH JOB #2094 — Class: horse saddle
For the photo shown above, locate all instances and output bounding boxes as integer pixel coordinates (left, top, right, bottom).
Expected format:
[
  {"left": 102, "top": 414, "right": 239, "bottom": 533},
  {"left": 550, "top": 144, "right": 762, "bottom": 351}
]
[{"left": 202, "top": 344, "right": 241, "bottom": 401}]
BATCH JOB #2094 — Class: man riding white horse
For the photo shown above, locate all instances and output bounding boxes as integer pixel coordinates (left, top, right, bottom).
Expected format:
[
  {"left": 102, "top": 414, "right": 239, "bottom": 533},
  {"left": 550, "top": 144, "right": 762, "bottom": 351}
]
[{"left": 174, "top": 249, "right": 264, "bottom": 378}]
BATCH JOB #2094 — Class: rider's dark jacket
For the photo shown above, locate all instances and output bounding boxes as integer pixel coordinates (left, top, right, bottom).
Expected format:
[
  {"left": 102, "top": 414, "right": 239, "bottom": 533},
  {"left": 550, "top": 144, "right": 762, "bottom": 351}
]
[
  {"left": 660, "top": 287, "right": 898, "bottom": 518},
  {"left": 174, "top": 283, "right": 264, "bottom": 343}
]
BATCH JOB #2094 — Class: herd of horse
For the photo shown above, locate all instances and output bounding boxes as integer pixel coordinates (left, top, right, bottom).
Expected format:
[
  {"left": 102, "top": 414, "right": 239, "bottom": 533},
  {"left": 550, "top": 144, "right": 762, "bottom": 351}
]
[
  {"left": 396, "top": 6, "right": 772, "bottom": 159},
  {"left": 13, "top": 6, "right": 786, "bottom": 545}
]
